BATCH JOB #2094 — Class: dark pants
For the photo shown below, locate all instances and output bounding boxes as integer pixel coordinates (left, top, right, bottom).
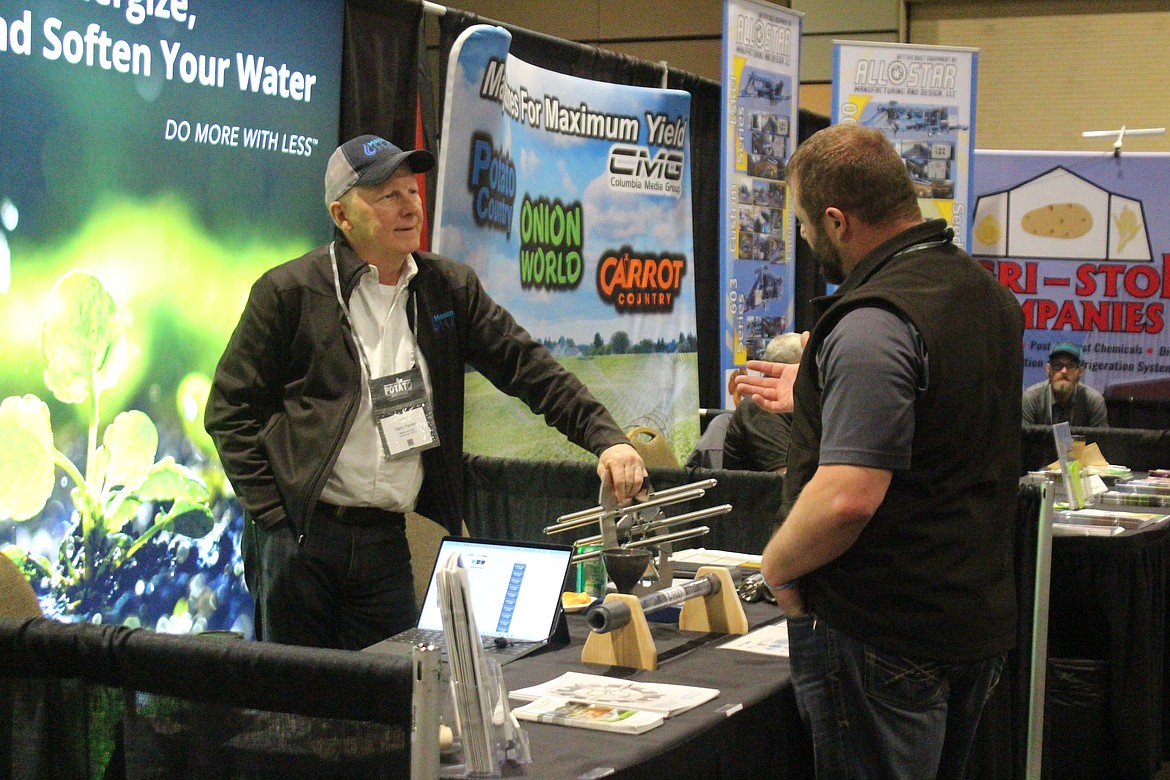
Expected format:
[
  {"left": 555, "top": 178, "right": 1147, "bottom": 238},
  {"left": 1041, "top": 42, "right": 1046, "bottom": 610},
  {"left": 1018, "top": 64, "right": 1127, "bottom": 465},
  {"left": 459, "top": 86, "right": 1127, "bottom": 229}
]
[
  {"left": 243, "top": 503, "right": 417, "bottom": 650},
  {"left": 788, "top": 613, "right": 1004, "bottom": 780}
]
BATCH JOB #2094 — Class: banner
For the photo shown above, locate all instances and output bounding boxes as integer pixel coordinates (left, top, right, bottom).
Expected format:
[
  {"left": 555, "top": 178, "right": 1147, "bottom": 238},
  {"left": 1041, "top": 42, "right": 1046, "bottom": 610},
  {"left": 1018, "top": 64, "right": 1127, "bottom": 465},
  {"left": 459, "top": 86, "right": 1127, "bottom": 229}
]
[
  {"left": 832, "top": 41, "right": 978, "bottom": 252},
  {"left": 718, "top": 0, "right": 801, "bottom": 407},
  {"left": 434, "top": 25, "right": 699, "bottom": 464},
  {"left": 973, "top": 151, "right": 1170, "bottom": 398},
  {"left": 0, "top": 0, "right": 343, "bottom": 634}
]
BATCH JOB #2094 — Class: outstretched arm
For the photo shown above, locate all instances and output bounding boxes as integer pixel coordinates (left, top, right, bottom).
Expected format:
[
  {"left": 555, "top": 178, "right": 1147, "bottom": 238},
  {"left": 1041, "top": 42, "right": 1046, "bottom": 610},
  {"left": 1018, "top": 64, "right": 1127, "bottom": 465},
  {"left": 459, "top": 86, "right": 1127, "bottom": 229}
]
[
  {"left": 734, "top": 360, "right": 799, "bottom": 413},
  {"left": 733, "top": 332, "right": 809, "bottom": 413}
]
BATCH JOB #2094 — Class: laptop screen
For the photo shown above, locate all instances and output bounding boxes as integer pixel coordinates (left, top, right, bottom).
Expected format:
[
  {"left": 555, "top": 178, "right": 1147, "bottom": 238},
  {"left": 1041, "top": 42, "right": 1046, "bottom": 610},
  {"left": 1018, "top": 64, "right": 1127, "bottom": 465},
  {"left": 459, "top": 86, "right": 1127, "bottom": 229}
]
[{"left": 416, "top": 537, "right": 572, "bottom": 642}]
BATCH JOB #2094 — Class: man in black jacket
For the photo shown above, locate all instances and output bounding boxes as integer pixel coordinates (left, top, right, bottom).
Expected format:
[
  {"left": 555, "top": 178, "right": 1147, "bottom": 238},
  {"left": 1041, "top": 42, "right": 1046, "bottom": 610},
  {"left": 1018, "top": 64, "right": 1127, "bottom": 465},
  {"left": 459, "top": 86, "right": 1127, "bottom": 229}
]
[
  {"left": 206, "top": 135, "right": 645, "bottom": 650},
  {"left": 737, "top": 125, "right": 1023, "bottom": 778}
]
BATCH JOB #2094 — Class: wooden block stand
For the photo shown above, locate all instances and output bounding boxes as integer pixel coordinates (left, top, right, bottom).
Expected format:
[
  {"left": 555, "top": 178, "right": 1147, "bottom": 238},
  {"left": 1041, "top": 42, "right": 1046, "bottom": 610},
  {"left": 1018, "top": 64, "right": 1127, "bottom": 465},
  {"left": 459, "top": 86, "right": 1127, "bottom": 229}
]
[{"left": 580, "top": 566, "right": 748, "bottom": 671}]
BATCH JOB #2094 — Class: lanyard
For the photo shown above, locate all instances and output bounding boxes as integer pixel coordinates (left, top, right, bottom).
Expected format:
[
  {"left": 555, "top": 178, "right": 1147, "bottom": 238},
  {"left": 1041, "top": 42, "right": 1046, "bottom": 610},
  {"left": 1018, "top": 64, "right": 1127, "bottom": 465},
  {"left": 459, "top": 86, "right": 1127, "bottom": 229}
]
[
  {"left": 890, "top": 237, "right": 950, "bottom": 260},
  {"left": 330, "top": 241, "right": 423, "bottom": 458},
  {"left": 329, "top": 241, "right": 420, "bottom": 378}
]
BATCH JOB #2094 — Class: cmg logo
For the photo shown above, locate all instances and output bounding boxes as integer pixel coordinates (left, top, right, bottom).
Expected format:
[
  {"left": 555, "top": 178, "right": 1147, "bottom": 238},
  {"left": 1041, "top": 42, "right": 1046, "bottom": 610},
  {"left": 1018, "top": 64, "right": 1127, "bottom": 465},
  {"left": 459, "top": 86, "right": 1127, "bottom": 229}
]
[{"left": 608, "top": 145, "right": 684, "bottom": 181}]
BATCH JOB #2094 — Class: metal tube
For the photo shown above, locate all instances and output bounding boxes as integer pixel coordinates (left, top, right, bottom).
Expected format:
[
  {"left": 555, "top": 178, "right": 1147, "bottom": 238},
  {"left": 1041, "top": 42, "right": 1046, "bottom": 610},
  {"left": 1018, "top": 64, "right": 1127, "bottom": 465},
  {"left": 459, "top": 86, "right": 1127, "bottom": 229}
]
[
  {"left": 545, "top": 480, "right": 719, "bottom": 535},
  {"left": 587, "top": 573, "right": 720, "bottom": 633},
  {"left": 570, "top": 505, "right": 732, "bottom": 547},
  {"left": 410, "top": 643, "right": 442, "bottom": 779},
  {"left": 543, "top": 512, "right": 607, "bottom": 535},
  {"left": 570, "top": 526, "right": 711, "bottom": 563}
]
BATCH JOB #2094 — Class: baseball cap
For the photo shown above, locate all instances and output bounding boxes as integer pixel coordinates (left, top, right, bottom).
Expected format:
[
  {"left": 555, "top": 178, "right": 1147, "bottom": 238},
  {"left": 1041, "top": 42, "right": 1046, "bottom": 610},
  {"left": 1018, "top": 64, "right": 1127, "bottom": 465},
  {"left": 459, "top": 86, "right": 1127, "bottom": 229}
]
[
  {"left": 1049, "top": 341, "right": 1083, "bottom": 363},
  {"left": 324, "top": 135, "right": 435, "bottom": 206}
]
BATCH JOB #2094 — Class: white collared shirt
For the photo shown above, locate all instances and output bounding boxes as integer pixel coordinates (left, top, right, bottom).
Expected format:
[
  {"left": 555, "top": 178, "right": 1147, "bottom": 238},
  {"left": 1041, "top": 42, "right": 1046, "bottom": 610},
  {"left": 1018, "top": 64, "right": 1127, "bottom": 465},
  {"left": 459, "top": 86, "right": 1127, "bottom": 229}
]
[{"left": 320, "top": 256, "right": 433, "bottom": 511}]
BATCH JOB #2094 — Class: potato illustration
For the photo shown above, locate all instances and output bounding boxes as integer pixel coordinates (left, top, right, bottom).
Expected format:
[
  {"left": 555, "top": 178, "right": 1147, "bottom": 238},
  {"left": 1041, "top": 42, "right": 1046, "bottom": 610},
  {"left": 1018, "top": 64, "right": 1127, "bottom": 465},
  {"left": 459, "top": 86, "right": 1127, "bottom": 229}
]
[{"left": 1020, "top": 202, "right": 1093, "bottom": 239}]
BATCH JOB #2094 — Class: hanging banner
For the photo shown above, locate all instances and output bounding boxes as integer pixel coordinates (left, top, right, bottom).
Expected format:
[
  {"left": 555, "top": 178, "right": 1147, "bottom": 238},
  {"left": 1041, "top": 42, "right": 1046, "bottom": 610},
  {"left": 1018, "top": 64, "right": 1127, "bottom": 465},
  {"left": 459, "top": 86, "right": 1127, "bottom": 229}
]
[
  {"left": 0, "top": 0, "right": 343, "bottom": 635},
  {"left": 832, "top": 41, "right": 978, "bottom": 252},
  {"left": 434, "top": 25, "right": 699, "bottom": 464},
  {"left": 718, "top": 0, "right": 801, "bottom": 408},
  {"left": 973, "top": 151, "right": 1170, "bottom": 399}
]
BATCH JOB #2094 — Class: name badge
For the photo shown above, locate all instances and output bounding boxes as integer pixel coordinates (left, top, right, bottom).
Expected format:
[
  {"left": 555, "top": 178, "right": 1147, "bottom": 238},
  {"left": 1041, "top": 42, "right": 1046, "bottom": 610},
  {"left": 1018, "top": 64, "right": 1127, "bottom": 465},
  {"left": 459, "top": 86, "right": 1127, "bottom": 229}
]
[{"left": 369, "top": 365, "right": 440, "bottom": 460}]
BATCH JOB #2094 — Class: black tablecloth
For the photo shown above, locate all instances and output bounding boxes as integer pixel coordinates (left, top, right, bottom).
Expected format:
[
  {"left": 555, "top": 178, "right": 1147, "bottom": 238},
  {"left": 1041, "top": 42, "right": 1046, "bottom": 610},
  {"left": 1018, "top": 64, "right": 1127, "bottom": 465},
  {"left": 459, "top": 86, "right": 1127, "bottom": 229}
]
[
  {"left": 453, "top": 468, "right": 1170, "bottom": 778},
  {"left": 1046, "top": 520, "right": 1170, "bottom": 778},
  {"left": 502, "top": 601, "right": 813, "bottom": 779}
]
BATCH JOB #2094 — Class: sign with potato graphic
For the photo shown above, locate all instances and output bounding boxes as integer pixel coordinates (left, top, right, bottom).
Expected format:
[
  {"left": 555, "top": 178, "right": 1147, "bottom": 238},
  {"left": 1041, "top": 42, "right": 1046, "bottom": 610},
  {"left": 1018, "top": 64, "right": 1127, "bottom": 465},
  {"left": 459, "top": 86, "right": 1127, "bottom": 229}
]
[{"left": 973, "top": 152, "right": 1168, "bottom": 397}]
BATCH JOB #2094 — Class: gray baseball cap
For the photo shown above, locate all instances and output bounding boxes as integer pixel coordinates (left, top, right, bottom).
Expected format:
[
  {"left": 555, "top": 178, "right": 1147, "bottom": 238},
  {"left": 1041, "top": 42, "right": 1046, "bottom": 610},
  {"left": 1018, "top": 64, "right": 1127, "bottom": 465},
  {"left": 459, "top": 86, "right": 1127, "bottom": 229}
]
[{"left": 324, "top": 135, "right": 435, "bottom": 206}]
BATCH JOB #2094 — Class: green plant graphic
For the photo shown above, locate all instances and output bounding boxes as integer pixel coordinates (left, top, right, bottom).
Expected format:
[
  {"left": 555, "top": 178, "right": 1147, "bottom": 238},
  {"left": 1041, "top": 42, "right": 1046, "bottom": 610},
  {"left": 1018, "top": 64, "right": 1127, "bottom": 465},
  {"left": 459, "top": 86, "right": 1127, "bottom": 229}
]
[{"left": 0, "top": 271, "right": 213, "bottom": 616}]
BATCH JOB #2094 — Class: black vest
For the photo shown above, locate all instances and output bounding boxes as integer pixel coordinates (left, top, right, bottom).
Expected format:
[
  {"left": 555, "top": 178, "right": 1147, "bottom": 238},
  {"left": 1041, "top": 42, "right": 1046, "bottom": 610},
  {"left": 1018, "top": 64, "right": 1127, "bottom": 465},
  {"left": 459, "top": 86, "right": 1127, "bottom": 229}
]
[{"left": 784, "top": 220, "right": 1024, "bottom": 660}]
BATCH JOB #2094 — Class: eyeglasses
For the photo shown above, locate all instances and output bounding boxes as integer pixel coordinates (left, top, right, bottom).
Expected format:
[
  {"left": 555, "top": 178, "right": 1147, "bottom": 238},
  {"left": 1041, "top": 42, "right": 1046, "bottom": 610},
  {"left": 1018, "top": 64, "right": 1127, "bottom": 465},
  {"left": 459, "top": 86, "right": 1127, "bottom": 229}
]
[{"left": 1050, "top": 359, "right": 1080, "bottom": 372}]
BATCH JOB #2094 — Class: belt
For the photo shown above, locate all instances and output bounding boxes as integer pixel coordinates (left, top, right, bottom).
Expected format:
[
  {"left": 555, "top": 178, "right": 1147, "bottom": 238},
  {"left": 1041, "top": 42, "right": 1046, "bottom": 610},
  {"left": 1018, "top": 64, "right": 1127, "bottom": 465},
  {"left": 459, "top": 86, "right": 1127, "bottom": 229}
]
[{"left": 315, "top": 501, "right": 405, "bottom": 527}]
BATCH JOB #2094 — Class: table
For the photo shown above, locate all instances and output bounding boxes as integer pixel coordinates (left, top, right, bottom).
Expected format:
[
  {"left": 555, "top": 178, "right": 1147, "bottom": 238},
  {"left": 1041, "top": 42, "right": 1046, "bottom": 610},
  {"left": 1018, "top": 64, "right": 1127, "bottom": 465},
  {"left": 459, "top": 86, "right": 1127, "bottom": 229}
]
[
  {"left": 1045, "top": 519, "right": 1170, "bottom": 778},
  {"left": 497, "top": 602, "right": 1021, "bottom": 780},
  {"left": 384, "top": 600, "right": 808, "bottom": 780},
  {"left": 502, "top": 601, "right": 812, "bottom": 779},
  {"left": 378, "top": 481, "right": 1170, "bottom": 778}
]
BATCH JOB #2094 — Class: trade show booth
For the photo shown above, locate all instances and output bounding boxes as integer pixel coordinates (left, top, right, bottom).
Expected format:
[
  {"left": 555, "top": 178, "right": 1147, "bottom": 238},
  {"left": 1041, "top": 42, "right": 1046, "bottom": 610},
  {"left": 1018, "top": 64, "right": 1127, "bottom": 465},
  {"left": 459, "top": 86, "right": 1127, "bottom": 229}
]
[{"left": 2, "top": 1, "right": 1169, "bottom": 778}]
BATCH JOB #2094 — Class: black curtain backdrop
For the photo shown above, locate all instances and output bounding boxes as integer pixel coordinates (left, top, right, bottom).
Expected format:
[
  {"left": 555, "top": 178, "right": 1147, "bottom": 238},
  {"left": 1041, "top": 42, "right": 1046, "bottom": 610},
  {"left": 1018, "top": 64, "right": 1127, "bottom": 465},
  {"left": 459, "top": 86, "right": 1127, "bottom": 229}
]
[
  {"left": 339, "top": 0, "right": 829, "bottom": 409},
  {"left": 339, "top": 0, "right": 422, "bottom": 146}
]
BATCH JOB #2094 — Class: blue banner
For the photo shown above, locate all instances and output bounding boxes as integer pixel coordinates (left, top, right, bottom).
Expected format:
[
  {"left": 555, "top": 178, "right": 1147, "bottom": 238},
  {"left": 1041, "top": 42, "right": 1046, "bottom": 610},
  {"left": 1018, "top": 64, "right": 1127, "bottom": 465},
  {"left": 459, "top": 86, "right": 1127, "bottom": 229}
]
[
  {"left": 718, "top": 0, "right": 801, "bottom": 408},
  {"left": 434, "top": 25, "right": 699, "bottom": 464}
]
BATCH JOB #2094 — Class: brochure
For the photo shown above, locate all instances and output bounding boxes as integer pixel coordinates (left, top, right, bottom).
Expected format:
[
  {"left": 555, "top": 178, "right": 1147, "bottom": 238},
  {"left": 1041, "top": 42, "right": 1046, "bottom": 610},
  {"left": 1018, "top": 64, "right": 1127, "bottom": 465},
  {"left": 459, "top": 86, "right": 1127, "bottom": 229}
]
[
  {"left": 512, "top": 696, "right": 664, "bottom": 734},
  {"left": 1097, "top": 490, "right": 1170, "bottom": 509},
  {"left": 1114, "top": 478, "right": 1170, "bottom": 496},
  {"left": 1055, "top": 508, "right": 1170, "bottom": 530},
  {"left": 718, "top": 622, "right": 790, "bottom": 657},
  {"left": 510, "top": 672, "right": 719, "bottom": 717}
]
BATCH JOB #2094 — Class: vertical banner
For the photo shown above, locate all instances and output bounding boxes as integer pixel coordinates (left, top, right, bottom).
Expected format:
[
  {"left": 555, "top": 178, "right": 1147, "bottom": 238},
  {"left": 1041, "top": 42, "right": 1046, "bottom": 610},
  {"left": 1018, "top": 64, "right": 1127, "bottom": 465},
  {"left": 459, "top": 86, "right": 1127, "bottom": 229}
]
[
  {"left": 0, "top": 0, "right": 343, "bottom": 635},
  {"left": 434, "top": 25, "right": 699, "bottom": 464},
  {"left": 718, "top": 0, "right": 801, "bottom": 408},
  {"left": 832, "top": 41, "right": 978, "bottom": 252},
  {"left": 973, "top": 151, "right": 1170, "bottom": 399}
]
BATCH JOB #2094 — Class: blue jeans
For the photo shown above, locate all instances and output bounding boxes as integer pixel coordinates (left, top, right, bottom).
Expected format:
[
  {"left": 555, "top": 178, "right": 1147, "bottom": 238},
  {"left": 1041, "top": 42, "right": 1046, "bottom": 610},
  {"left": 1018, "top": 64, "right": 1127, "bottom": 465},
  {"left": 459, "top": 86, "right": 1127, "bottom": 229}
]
[{"left": 787, "top": 614, "right": 1004, "bottom": 780}]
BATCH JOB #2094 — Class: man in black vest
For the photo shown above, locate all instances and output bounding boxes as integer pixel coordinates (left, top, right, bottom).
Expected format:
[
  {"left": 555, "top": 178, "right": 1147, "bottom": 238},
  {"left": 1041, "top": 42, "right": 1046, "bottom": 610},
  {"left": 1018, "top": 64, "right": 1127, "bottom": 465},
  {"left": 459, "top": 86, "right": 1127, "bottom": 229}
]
[{"left": 736, "top": 124, "right": 1023, "bottom": 778}]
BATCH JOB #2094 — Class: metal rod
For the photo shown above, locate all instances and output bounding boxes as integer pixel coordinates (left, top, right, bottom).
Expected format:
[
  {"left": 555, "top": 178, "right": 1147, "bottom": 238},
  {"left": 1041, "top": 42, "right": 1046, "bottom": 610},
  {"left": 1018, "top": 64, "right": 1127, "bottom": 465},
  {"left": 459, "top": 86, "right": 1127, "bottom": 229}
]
[
  {"left": 545, "top": 480, "right": 717, "bottom": 535},
  {"left": 570, "top": 526, "right": 710, "bottom": 563},
  {"left": 571, "top": 505, "right": 732, "bottom": 547},
  {"left": 543, "top": 512, "right": 608, "bottom": 535}
]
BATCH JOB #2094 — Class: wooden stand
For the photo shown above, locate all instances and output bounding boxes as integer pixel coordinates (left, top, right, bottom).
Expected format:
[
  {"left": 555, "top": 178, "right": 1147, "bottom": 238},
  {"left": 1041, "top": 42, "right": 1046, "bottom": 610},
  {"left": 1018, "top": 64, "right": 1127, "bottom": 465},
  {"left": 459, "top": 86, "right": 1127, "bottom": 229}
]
[
  {"left": 581, "top": 593, "right": 658, "bottom": 670},
  {"left": 678, "top": 566, "right": 749, "bottom": 635},
  {"left": 580, "top": 567, "right": 749, "bottom": 671}
]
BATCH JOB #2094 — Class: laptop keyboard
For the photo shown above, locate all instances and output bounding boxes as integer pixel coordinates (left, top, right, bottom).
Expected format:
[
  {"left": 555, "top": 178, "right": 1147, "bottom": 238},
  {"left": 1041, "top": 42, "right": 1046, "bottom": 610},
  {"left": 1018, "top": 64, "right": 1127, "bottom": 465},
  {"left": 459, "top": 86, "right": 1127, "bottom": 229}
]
[
  {"left": 388, "top": 627, "right": 538, "bottom": 658},
  {"left": 394, "top": 627, "right": 446, "bottom": 647}
]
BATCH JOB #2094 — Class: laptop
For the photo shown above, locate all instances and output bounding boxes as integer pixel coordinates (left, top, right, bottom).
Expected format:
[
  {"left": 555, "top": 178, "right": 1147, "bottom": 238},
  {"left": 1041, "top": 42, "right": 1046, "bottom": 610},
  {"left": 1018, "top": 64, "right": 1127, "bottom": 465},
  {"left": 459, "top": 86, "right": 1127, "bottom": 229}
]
[{"left": 366, "top": 536, "right": 573, "bottom": 665}]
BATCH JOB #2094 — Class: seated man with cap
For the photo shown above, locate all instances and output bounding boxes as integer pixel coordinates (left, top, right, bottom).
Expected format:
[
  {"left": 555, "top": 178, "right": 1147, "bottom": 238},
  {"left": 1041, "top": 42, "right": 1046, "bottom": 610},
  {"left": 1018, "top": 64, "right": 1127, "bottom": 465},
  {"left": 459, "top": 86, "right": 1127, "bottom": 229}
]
[
  {"left": 1022, "top": 341, "right": 1109, "bottom": 427},
  {"left": 205, "top": 135, "right": 646, "bottom": 650}
]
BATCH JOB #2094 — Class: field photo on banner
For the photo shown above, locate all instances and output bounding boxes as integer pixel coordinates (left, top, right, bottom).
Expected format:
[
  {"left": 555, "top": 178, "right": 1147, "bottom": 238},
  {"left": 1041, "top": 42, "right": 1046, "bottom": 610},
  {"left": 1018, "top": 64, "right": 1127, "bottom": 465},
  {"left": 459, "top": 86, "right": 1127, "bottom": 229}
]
[
  {"left": 0, "top": 0, "right": 342, "bottom": 636},
  {"left": 434, "top": 25, "right": 699, "bottom": 464}
]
